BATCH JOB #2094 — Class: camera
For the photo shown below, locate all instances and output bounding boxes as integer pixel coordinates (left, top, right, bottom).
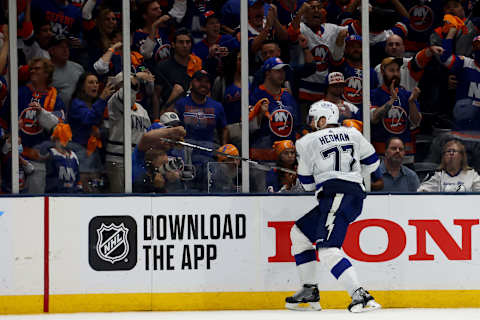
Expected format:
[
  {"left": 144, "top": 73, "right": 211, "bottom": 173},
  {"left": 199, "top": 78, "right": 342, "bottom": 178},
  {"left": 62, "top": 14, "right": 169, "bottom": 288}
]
[
  {"left": 158, "top": 156, "right": 184, "bottom": 175},
  {"left": 146, "top": 156, "right": 184, "bottom": 176}
]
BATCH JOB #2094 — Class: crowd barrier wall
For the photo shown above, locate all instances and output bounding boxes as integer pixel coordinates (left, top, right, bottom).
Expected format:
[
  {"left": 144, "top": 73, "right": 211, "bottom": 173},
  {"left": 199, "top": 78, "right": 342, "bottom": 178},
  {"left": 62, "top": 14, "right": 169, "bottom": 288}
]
[{"left": 1, "top": 194, "right": 480, "bottom": 314}]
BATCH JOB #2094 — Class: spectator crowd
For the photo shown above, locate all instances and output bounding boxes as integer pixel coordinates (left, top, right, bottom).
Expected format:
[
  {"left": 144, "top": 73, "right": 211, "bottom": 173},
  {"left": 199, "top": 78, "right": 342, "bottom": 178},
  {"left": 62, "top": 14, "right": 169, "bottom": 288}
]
[{"left": 1, "top": 0, "right": 480, "bottom": 194}]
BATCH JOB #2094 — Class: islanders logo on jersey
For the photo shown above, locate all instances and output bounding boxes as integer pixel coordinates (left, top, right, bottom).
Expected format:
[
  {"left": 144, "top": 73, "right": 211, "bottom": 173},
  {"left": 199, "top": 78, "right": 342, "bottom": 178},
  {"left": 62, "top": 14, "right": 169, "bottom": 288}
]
[
  {"left": 155, "top": 43, "right": 171, "bottom": 62},
  {"left": 382, "top": 105, "right": 407, "bottom": 134},
  {"left": 19, "top": 106, "right": 42, "bottom": 135},
  {"left": 312, "top": 44, "right": 330, "bottom": 72},
  {"left": 409, "top": 5, "right": 434, "bottom": 32},
  {"left": 344, "top": 76, "right": 363, "bottom": 105},
  {"left": 269, "top": 109, "right": 294, "bottom": 138}
]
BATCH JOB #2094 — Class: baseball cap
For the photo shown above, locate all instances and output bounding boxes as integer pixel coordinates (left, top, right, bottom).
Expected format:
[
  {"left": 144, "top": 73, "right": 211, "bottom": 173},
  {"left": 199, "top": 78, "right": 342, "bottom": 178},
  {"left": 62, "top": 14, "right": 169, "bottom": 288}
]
[
  {"left": 328, "top": 72, "right": 346, "bottom": 85},
  {"left": 49, "top": 34, "right": 69, "bottom": 47},
  {"left": 262, "top": 57, "right": 290, "bottom": 72},
  {"left": 202, "top": 10, "right": 219, "bottom": 25},
  {"left": 159, "top": 112, "right": 182, "bottom": 127},
  {"left": 346, "top": 34, "right": 362, "bottom": 43},
  {"left": 381, "top": 57, "right": 403, "bottom": 69},
  {"left": 474, "top": 35, "right": 480, "bottom": 43},
  {"left": 192, "top": 69, "right": 210, "bottom": 80}
]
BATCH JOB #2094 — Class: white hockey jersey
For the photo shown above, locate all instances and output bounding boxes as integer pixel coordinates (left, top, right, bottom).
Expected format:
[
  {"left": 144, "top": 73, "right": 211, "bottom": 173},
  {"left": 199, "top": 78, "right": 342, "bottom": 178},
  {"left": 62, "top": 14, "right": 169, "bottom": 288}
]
[
  {"left": 296, "top": 126, "right": 379, "bottom": 195},
  {"left": 299, "top": 22, "right": 347, "bottom": 100},
  {"left": 106, "top": 88, "right": 151, "bottom": 163},
  {"left": 417, "top": 169, "right": 480, "bottom": 192}
]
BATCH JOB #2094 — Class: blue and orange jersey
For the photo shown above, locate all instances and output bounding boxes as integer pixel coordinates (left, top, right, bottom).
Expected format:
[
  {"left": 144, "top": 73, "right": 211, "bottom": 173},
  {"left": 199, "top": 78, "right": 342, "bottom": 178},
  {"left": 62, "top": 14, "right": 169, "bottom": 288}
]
[
  {"left": 400, "top": 0, "right": 444, "bottom": 52},
  {"left": 333, "top": 60, "right": 379, "bottom": 113},
  {"left": 16, "top": 85, "right": 65, "bottom": 149},
  {"left": 31, "top": 0, "right": 83, "bottom": 38},
  {"left": 132, "top": 27, "right": 172, "bottom": 66},
  {"left": 249, "top": 84, "right": 301, "bottom": 160},
  {"left": 275, "top": 0, "right": 307, "bottom": 26},
  {"left": 440, "top": 38, "right": 480, "bottom": 105},
  {"left": 370, "top": 85, "right": 419, "bottom": 156},
  {"left": 46, "top": 147, "right": 81, "bottom": 193}
]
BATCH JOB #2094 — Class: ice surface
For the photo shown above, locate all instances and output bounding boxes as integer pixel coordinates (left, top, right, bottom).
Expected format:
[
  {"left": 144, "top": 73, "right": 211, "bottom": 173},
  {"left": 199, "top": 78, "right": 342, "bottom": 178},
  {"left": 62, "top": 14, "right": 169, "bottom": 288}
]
[{"left": 1, "top": 309, "right": 479, "bottom": 320}]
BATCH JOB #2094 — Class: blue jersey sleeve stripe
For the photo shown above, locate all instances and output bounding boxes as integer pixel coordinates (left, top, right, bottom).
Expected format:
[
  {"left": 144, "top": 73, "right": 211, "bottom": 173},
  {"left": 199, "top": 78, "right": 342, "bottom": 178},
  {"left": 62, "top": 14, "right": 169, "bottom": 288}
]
[
  {"left": 294, "top": 249, "right": 317, "bottom": 266},
  {"left": 298, "top": 174, "right": 315, "bottom": 184},
  {"left": 360, "top": 153, "right": 379, "bottom": 165},
  {"left": 331, "top": 257, "right": 352, "bottom": 279}
]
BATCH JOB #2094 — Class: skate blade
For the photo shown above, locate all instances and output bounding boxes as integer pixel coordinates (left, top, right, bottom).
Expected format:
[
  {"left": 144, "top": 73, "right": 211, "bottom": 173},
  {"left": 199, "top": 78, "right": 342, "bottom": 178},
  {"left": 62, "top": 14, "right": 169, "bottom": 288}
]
[
  {"left": 349, "top": 300, "right": 381, "bottom": 313},
  {"left": 285, "top": 302, "right": 322, "bottom": 311}
]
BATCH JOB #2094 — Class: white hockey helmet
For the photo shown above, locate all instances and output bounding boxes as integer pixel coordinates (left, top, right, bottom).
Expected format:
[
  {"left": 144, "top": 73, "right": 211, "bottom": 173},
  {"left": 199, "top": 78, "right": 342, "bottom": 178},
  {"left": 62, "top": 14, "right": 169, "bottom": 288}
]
[{"left": 308, "top": 100, "right": 339, "bottom": 130}]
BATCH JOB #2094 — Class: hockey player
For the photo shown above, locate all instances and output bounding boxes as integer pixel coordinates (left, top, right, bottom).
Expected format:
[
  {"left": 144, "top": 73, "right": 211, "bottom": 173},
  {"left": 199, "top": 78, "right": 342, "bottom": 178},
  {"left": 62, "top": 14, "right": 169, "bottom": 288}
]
[{"left": 285, "top": 100, "right": 381, "bottom": 313}]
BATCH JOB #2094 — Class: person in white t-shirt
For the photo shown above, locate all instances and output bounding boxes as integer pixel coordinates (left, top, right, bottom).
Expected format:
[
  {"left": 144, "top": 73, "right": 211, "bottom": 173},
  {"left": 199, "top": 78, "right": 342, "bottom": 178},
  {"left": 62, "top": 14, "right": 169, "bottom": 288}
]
[{"left": 418, "top": 139, "right": 480, "bottom": 192}]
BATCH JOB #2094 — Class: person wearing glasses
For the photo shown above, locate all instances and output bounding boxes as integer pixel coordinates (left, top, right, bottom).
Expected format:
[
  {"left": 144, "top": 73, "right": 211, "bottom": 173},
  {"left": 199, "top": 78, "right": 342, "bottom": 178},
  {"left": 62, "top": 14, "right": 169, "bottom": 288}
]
[{"left": 418, "top": 139, "right": 480, "bottom": 192}]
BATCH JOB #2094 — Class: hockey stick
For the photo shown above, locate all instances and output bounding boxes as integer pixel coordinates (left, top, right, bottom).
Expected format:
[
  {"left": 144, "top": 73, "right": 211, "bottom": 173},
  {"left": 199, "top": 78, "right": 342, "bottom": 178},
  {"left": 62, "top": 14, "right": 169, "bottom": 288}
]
[{"left": 159, "top": 138, "right": 297, "bottom": 174}]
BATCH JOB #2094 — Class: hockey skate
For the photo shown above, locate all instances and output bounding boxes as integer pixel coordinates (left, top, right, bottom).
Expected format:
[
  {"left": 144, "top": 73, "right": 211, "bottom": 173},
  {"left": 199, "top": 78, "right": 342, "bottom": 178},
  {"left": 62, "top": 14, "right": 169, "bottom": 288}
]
[
  {"left": 285, "top": 284, "right": 321, "bottom": 311},
  {"left": 348, "top": 287, "right": 381, "bottom": 313}
]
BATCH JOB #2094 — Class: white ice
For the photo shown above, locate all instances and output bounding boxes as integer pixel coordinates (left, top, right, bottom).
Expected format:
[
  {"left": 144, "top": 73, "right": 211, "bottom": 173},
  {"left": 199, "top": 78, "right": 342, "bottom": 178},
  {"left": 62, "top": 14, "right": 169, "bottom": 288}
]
[{"left": 1, "top": 309, "right": 479, "bottom": 320}]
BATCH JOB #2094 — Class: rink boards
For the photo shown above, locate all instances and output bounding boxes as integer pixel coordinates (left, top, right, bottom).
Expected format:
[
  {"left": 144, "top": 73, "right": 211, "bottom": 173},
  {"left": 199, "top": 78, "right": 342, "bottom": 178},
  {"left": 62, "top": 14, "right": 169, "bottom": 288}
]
[{"left": 1, "top": 194, "right": 480, "bottom": 314}]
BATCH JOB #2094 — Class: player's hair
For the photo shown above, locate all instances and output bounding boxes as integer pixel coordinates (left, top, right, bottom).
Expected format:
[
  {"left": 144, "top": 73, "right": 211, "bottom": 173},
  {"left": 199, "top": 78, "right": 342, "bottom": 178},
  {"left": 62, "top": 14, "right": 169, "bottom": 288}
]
[
  {"left": 28, "top": 58, "right": 55, "bottom": 85},
  {"left": 439, "top": 139, "right": 471, "bottom": 171}
]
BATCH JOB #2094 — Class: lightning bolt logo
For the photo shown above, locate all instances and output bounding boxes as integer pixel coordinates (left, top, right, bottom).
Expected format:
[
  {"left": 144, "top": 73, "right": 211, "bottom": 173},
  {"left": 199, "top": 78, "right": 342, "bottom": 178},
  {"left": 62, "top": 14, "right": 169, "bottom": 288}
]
[
  {"left": 325, "top": 211, "right": 336, "bottom": 241},
  {"left": 325, "top": 194, "right": 344, "bottom": 241}
]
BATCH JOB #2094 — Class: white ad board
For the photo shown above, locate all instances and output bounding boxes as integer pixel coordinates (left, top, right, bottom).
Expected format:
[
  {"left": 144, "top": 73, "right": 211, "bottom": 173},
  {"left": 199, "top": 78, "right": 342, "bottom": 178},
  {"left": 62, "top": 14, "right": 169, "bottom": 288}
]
[
  {"left": 0, "top": 197, "right": 44, "bottom": 296},
  {"left": 49, "top": 194, "right": 480, "bottom": 295}
]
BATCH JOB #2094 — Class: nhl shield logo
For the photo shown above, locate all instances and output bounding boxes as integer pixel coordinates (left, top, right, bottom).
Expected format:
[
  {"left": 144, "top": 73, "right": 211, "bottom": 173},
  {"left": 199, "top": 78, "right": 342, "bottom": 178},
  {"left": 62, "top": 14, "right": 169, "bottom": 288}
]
[
  {"left": 96, "top": 223, "right": 130, "bottom": 264},
  {"left": 89, "top": 216, "right": 137, "bottom": 271}
]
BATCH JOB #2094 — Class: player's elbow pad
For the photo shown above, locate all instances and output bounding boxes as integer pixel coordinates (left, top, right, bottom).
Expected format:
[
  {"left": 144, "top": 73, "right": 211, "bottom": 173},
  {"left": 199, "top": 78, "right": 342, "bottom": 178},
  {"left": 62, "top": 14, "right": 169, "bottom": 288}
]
[
  {"left": 361, "top": 161, "right": 380, "bottom": 176},
  {"left": 360, "top": 154, "right": 380, "bottom": 175},
  {"left": 298, "top": 174, "right": 315, "bottom": 191}
]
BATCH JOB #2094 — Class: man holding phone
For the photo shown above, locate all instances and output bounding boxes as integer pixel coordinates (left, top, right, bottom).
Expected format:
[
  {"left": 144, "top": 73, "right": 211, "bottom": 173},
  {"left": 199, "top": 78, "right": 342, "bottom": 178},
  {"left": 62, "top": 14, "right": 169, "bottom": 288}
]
[{"left": 193, "top": 11, "right": 240, "bottom": 78}]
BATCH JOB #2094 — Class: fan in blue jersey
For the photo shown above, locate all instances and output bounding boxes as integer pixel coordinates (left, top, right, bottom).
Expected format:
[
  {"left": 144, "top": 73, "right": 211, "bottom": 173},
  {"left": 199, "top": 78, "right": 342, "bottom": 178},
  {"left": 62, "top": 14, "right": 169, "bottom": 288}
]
[
  {"left": 249, "top": 57, "right": 301, "bottom": 162},
  {"left": 46, "top": 123, "right": 81, "bottom": 193},
  {"left": 440, "top": 28, "right": 480, "bottom": 130},
  {"left": 285, "top": 100, "right": 381, "bottom": 313},
  {"left": 265, "top": 140, "right": 301, "bottom": 192},
  {"left": 31, "top": 0, "right": 83, "bottom": 40},
  {"left": 132, "top": 0, "right": 175, "bottom": 68},
  {"left": 333, "top": 35, "right": 379, "bottom": 112},
  {"left": 172, "top": 69, "right": 227, "bottom": 191},
  {"left": 370, "top": 57, "right": 422, "bottom": 164},
  {"left": 192, "top": 11, "right": 239, "bottom": 79}
]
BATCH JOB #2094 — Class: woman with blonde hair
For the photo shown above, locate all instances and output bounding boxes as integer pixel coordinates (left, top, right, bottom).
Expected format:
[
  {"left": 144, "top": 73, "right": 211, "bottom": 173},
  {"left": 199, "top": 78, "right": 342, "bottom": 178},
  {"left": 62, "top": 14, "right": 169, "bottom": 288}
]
[{"left": 418, "top": 139, "right": 480, "bottom": 192}]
